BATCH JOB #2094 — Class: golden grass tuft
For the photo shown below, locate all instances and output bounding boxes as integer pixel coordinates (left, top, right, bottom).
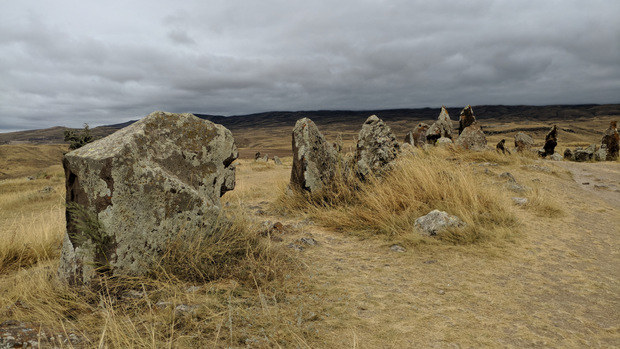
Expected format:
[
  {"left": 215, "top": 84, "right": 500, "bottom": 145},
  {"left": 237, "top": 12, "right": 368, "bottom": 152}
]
[{"left": 276, "top": 148, "right": 520, "bottom": 245}]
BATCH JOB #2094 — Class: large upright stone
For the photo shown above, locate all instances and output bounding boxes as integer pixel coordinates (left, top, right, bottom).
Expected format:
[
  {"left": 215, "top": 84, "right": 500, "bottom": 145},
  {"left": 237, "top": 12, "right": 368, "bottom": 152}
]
[
  {"left": 426, "top": 107, "right": 454, "bottom": 143},
  {"left": 458, "top": 105, "right": 476, "bottom": 135},
  {"left": 410, "top": 123, "right": 430, "bottom": 147},
  {"left": 541, "top": 125, "right": 558, "bottom": 157},
  {"left": 290, "top": 118, "right": 338, "bottom": 192},
  {"left": 455, "top": 121, "right": 487, "bottom": 151},
  {"left": 514, "top": 132, "right": 534, "bottom": 152},
  {"left": 601, "top": 121, "right": 619, "bottom": 161},
  {"left": 59, "top": 111, "right": 238, "bottom": 285},
  {"left": 355, "top": 115, "right": 400, "bottom": 180}
]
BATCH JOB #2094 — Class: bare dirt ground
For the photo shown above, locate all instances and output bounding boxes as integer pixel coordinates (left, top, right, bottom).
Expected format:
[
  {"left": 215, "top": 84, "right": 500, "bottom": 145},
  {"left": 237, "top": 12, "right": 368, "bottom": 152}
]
[{"left": 234, "top": 158, "right": 620, "bottom": 348}]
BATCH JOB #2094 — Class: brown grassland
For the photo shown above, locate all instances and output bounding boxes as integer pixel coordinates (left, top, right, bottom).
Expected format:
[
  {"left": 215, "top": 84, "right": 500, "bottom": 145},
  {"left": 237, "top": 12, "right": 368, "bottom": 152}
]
[{"left": 0, "top": 115, "right": 619, "bottom": 348}]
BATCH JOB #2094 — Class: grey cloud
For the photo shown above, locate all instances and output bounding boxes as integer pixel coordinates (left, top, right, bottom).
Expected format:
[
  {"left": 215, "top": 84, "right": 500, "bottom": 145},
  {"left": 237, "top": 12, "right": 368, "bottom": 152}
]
[{"left": 1, "top": 0, "right": 619, "bottom": 132}]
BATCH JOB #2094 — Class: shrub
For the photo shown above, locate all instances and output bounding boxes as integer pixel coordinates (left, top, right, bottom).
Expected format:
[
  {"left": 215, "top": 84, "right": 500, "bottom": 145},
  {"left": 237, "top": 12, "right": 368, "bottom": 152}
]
[{"left": 64, "top": 123, "right": 95, "bottom": 150}]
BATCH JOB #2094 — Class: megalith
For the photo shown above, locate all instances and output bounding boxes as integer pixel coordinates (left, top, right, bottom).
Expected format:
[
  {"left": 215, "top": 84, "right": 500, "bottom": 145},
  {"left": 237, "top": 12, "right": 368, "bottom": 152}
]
[
  {"left": 514, "top": 132, "right": 534, "bottom": 152},
  {"left": 458, "top": 105, "right": 476, "bottom": 135},
  {"left": 601, "top": 121, "right": 619, "bottom": 161},
  {"left": 426, "top": 107, "right": 454, "bottom": 143},
  {"left": 541, "top": 125, "right": 558, "bottom": 157},
  {"left": 290, "top": 118, "right": 338, "bottom": 192},
  {"left": 455, "top": 121, "right": 487, "bottom": 151},
  {"left": 59, "top": 111, "right": 238, "bottom": 285},
  {"left": 355, "top": 115, "right": 400, "bottom": 180}
]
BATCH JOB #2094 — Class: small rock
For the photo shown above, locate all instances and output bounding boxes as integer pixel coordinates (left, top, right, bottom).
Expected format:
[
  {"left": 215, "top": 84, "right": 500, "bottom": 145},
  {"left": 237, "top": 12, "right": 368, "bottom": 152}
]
[
  {"left": 414, "top": 210, "right": 466, "bottom": 236},
  {"left": 390, "top": 245, "right": 406, "bottom": 253},
  {"left": 512, "top": 197, "right": 528, "bottom": 206},
  {"left": 39, "top": 186, "right": 54, "bottom": 193},
  {"left": 26, "top": 176, "right": 35, "bottom": 181},
  {"left": 287, "top": 243, "right": 305, "bottom": 251},
  {"left": 438, "top": 289, "right": 445, "bottom": 295},
  {"left": 548, "top": 153, "right": 563, "bottom": 161},
  {"left": 186, "top": 286, "right": 201, "bottom": 293},
  {"left": 423, "top": 260, "right": 437, "bottom": 264},
  {"left": 300, "top": 237, "right": 318, "bottom": 246}
]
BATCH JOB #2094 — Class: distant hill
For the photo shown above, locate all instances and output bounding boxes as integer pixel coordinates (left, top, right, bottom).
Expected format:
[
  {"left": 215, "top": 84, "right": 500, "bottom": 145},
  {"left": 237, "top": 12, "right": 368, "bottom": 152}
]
[{"left": 1, "top": 104, "right": 618, "bottom": 145}]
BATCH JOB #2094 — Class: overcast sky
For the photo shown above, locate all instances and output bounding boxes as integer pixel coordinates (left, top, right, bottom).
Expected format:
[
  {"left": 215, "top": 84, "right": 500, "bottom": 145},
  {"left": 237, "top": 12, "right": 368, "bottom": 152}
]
[{"left": 1, "top": 0, "right": 619, "bottom": 132}]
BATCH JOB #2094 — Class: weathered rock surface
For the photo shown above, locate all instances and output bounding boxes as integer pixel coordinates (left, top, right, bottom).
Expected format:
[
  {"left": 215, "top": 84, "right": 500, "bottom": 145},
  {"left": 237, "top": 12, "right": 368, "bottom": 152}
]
[
  {"left": 355, "top": 115, "right": 400, "bottom": 179},
  {"left": 414, "top": 210, "right": 466, "bottom": 236},
  {"left": 290, "top": 118, "right": 338, "bottom": 192},
  {"left": 458, "top": 105, "right": 476, "bottom": 135},
  {"left": 601, "top": 121, "right": 619, "bottom": 161},
  {"left": 427, "top": 107, "right": 454, "bottom": 143},
  {"left": 436, "top": 137, "right": 453, "bottom": 147},
  {"left": 594, "top": 147, "right": 607, "bottom": 162},
  {"left": 541, "top": 125, "right": 558, "bottom": 157},
  {"left": 574, "top": 145, "right": 596, "bottom": 162},
  {"left": 406, "top": 123, "right": 429, "bottom": 147},
  {"left": 514, "top": 132, "right": 534, "bottom": 152},
  {"left": 455, "top": 121, "right": 487, "bottom": 151},
  {"left": 549, "top": 153, "right": 563, "bottom": 161},
  {"left": 59, "top": 111, "right": 238, "bottom": 285}
]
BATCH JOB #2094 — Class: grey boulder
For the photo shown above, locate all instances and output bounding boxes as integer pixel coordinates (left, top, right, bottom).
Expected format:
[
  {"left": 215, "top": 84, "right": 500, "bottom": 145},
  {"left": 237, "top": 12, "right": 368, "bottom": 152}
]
[
  {"left": 414, "top": 210, "right": 466, "bottom": 236},
  {"left": 59, "top": 111, "right": 238, "bottom": 285}
]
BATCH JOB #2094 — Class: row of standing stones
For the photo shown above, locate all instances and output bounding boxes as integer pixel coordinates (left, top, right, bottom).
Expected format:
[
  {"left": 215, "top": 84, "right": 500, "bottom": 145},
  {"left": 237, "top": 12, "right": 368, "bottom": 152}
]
[{"left": 58, "top": 109, "right": 619, "bottom": 286}]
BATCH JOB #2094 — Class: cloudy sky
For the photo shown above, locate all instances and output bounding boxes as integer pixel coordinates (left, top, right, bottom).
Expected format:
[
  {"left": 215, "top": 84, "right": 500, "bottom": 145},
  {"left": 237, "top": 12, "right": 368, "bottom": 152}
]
[{"left": 1, "top": 0, "right": 619, "bottom": 132}]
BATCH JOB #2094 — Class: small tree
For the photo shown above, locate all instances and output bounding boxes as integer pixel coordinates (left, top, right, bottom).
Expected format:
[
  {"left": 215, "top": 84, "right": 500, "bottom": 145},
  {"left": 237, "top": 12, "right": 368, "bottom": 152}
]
[{"left": 64, "top": 123, "right": 95, "bottom": 150}]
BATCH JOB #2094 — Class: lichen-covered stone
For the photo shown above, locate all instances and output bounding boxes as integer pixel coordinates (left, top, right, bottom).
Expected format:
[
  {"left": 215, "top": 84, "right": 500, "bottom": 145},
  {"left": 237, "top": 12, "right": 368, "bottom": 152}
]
[
  {"left": 514, "top": 132, "right": 534, "bottom": 152},
  {"left": 458, "top": 105, "right": 476, "bottom": 135},
  {"left": 59, "top": 111, "right": 238, "bottom": 285},
  {"left": 414, "top": 210, "right": 466, "bottom": 236},
  {"left": 455, "top": 121, "right": 487, "bottom": 151},
  {"left": 601, "top": 121, "right": 619, "bottom": 161},
  {"left": 573, "top": 145, "right": 596, "bottom": 162},
  {"left": 426, "top": 107, "right": 454, "bottom": 143},
  {"left": 290, "top": 118, "right": 338, "bottom": 192},
  {"left": 496, "top": 139, "right": 510, "bottom": 154},
  {"left": 405, "top": 123, "right": 429, "bottom": 147},
  {"left": 355, "top": 115, "right": 400, "bottom": 180}
]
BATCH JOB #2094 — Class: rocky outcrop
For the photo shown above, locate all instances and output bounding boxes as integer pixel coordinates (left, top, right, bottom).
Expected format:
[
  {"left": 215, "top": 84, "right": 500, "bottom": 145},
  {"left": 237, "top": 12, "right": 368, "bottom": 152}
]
[
  {"left": 355, "top": 115, "right": 400, "bottom": 180},
  {"left": 290, "top": 118, "right": 338, "bottom": 192},
  {"left": 414, "top": 210, "right": 466, "bottom": 236},
  {"left": 59, "top": 111, "right": 238, "bottom": 285},
  {"left": 426, "top": 107, "right": 454, "bottom": 143},
  {"left": 601, "top": 121, "right": 619, "bottom": 161},
  {"left": 514, "top": 132, "right": 534, "bottom": 152},
  {"left": 458, "top": 105, "right": 476, "bottom": 135},
  {"left": 541, "top": 125, "right": 558, "bottom": 157},
  {"left": 455, "top": 121, "right": 487, "bottom": 151}
]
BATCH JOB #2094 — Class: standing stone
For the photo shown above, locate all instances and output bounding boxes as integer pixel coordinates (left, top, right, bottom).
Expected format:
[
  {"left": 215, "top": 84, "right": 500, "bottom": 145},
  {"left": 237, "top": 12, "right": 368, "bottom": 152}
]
[
  {"left": 355, "top": 115, "right": 400, "bottom": 180},
  {"left": 254, "top": 152, "right": 261, "bottom": 160},
  {"left": 59, "top": 111, "right": 238, "bottom": 285},
  {"left": 409, "top": 123, "right": 430, "bottom": 147},
  {"left": 262, "top": 154, "right": 269, "bottom": 162},
  {"left": 458, "top": 105, "right": 476, "bottom": 135},
  {"left": 455, "top": 121, "right": 487, "bottom": 151},
  {"left": 541, "top": 125, "right": 558, "bottom": 157},
  {"left": 426, "top": 107, "right": 454, "bottom": 143},
  {"left": 514, "top": 132, "right": 534, "bottom": 152},
  {"left": 273, "top": 156, "right": 283, "bottom": 165},
  {"left": 563, "top": 148, "right": 574, "bottom": 161},
  {"left": 601, "top": 121, "right": 619, "bottom": 161},
  {"left": 290, "top": 118, "right": 338, "bottom": 192},
  {"left": 594, "top": 147, "right": 607, "bottom": 161},
  {"left": 496, "top": 139, "right": 510, "bottom": 154}
]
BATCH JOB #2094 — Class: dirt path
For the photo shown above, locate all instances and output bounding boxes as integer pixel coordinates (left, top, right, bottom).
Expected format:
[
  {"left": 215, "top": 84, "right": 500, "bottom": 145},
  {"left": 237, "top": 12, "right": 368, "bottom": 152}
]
[{"left": 260, "top": 160, "right": 620, "bottom": 348}]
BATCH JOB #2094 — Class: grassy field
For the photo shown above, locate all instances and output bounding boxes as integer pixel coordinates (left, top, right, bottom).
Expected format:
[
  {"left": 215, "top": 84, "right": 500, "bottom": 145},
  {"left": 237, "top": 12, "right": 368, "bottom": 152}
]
[{"left": 0, "top": 115, "right": 619, "bottom": 347}]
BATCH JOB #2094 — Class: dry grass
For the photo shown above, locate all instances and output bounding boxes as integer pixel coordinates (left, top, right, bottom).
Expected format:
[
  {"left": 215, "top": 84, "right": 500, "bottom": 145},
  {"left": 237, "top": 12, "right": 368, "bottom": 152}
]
[
  {"left": 276, "top": 147, "right": 529, "bottom": 246},
  {"left": 1, "top": 134, "right": 619, "bottom": 348}
]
